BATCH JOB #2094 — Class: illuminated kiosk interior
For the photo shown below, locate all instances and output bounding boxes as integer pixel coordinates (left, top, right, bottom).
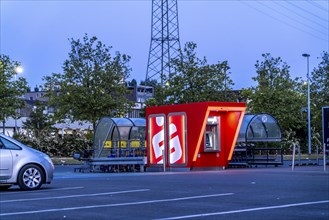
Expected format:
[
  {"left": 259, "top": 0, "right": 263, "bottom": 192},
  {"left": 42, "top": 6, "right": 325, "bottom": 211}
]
[
  {"left": 93, "top": 117, "right": 146, "bottom": 158},
  {"left": 231, "top": 114, "right": 283, "bottom": 167},
  {"left": 146, "top": 102, "right": 246, "bottom": 171}
]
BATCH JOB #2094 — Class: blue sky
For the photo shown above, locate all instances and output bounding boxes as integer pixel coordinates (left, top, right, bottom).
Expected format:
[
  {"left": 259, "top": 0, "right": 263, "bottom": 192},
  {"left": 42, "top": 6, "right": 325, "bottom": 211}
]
[{"left": 1, "top": 0, "right": 328, "bottom": 90}]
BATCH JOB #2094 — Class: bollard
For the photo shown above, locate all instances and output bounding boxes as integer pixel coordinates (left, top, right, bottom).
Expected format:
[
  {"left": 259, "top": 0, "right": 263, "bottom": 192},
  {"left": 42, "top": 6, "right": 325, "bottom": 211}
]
[
  {"left": 292, "top": 143, "right": 296, "bottom": 171},
  {"left": 324, "top": 143, "right": 327, "bottom": 172},
  {"left": 163, "top": 149, "right": 166, "bottom": 173},
  {"left": 316, "top": 145, "right": 319, "bottom": 165},
  {"left": 298, "top": 145, "right": 301, "bottom": 166}
]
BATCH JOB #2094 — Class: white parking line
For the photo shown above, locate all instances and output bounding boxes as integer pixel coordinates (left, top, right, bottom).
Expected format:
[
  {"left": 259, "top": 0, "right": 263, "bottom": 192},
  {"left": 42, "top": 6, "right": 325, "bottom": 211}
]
[
  {"left": 0, "top": 186, "right": 84, "bottom": 195},
  {"left": 0, "top": 193, "right": 234, "bottom": 216},
  {"left": 156, "top": 200, "right": 329, "bottom": 220},
  {"left": 1, "top": 189, "right": 150, "bottom": 203}
]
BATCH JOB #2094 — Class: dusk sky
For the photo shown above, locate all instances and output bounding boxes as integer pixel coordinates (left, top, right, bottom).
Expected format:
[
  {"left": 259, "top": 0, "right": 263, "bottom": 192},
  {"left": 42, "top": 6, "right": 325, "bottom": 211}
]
[{"left": 1, "top": 0, "right": 328, "bottom": 90}]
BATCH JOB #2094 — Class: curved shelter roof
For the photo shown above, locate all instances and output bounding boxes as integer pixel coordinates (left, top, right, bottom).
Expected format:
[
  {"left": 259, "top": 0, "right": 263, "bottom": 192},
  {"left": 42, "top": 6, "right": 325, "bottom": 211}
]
[
  {"left": 237, "top": 114, "right": 282, "bottom": 143},
  {"left": 93, "top": 117, "right": 146, "bottom": 157}
]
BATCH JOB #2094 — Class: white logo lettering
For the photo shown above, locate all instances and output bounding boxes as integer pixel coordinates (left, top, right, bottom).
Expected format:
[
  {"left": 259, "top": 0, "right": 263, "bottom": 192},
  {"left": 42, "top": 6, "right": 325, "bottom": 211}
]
[
  {"left": 169, "top": 123, "right": 182, "bottom": 164},
  {"left": 152, "top": 117, "right": 165, "bottom": 164}
]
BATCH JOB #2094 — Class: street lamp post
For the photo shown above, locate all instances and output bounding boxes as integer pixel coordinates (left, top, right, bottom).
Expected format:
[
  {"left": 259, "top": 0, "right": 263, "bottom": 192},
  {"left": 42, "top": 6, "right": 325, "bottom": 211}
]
[
  {"left": 14, "top": 66, "right": 23, "bottom": 134},
  {"left": 302, "top": 53, "right": 311, "bottom": 155}
]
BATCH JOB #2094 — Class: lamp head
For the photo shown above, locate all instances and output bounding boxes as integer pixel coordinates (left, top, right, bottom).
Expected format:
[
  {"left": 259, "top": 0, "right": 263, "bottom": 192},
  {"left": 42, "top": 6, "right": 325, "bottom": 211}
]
[
  {"left": 302, "top": 53, "right": 310, "bottom": 58},
  {"left": 15, "top": 66, "right": 23, "bottom": 74}
]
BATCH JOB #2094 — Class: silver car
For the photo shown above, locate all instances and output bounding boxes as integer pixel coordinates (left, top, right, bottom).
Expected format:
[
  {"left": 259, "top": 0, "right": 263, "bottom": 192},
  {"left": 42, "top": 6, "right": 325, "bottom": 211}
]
[{"left": 0, "top": 133, "right": 54, "bottom": 190}]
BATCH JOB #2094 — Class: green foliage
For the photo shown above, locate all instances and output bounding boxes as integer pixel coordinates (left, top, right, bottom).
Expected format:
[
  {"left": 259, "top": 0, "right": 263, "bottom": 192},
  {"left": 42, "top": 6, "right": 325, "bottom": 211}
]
[
  {"left": 310, "top": 51, "right": 329, "bottom": 139},
  {"left": 246, "top": 53, "right": 307, "bottom": 151},
  {"left": 148, "top": 80, "right": 169, "bottom": 106},
  {"left": 14, "top": 130, "right": 92, "bottom": 157},
  {"left": 139, "top": 97, "right": 158, "bottom": 118},
  {"left": 145, "top": 42, "right": 237, "bottom": 105},
  {"left": 128, "top": 79, "right": 137, "bottom": 87},
  {"left": 0, "top": 54, "right": 28, "bottom": 126},
  {"left": 23, "top": 100, "right": 55, "bottom": 137},
  {"left": 43, "top": 34, "right": 133, "bottom": 130},
  {"left": 15, "top": 99, "right": 92, "bottom": 157},
  {"left": 165, "top": 42, "right": 236, "bottom": 104}
]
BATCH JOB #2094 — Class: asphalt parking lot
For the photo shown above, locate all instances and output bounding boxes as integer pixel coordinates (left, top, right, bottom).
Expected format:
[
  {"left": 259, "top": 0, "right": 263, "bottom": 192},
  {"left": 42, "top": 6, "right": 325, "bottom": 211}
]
[{"left": 0, "top": 165, "right": 328, "bottom": 220}]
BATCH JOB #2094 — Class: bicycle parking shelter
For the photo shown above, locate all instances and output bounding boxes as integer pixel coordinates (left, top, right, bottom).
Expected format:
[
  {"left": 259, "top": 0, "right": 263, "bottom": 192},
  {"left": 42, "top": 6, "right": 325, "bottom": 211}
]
[
  {"left": 74, "top": 117, "right": 147, "bottom": 172},
  {"left": 230, "top": 113, "right": 283, "bottom": 167}
]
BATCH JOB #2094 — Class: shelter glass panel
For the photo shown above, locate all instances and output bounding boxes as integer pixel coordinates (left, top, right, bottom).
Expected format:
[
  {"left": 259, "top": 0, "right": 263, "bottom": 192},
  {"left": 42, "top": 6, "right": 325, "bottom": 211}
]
[
  {"left": 248, "top": 119, "right": 267, "bottom": 139},
  {"left": 112, "top": 118, "right": 133, "bottom": 127},
  {"left": 93, "top": 117, "right": 114, "bottom": 157},
  {"left": 130, "top": 118, "right": 146, "bottom": 126},
  {"left": 118, "top": 127, "right": 131, "bottom": 140},
  {"left": 238, "top": 114, "right": 281, "bottom": 142},
  {"left": 237, "top": 115, "right": 253, "bottom": 142},
  {"left": 262, "top": 116, "right": 281, "bottom": 140}
]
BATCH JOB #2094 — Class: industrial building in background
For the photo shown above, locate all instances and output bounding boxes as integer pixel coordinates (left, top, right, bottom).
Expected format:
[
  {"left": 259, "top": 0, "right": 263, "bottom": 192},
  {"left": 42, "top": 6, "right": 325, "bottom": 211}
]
[{"left": 145, "top": 0, "right": 181, "bottom": 85}]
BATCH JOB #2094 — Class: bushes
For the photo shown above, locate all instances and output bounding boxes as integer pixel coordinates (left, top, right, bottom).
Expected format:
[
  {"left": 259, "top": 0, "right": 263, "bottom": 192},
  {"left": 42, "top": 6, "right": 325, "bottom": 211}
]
[{"left": 14, "top": 129, "right": 93, "bottom": 157}]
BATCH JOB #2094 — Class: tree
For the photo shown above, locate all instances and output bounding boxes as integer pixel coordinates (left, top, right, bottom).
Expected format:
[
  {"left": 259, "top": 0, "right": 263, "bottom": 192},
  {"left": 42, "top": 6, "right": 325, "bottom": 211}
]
[
  {"left": 0, "top": 54, "right": 28, "bottom": 133},
  {"left": 23, "top": 100, "right": 54, "bottom": 137},
  {"left": 310, "top": 51, "right": 329, "bottom": 140},
  {"left": 245, "top": 53, "right": 306, "bottom": 150},
  {"left": 163, "top": 42, "right": 236, "bottom": 104},
  {"left": 128, "top": 79, "right": 137, "bottom": 87},
  {"left": 43, "top": 34, "right": 133, "bottom": 130}
]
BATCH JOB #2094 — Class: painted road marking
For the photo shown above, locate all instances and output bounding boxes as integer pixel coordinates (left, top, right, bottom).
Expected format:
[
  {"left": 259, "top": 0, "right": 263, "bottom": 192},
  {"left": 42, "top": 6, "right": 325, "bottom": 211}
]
[
  {"left": 0, "top": 186, "right": 84, "bottom": 195},
  {"left": 156, "top": 200, "right": 329, "bottom": 220},
  {"left": 1, "top": 189, "right": 150, "bottom": 203},
  {"left": 0, "top": 193, "right": 234, "bottom": 216}
]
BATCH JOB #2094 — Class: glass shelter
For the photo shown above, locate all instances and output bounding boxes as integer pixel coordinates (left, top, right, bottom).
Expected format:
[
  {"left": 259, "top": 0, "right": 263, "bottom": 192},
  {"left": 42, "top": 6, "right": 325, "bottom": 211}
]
[
  {"left": 93, "top": 118, "right": 146, "bottom": 158},
  {"left": 237, "top": 114, "right": 282, "bottom": 143},
  {"left": 231, "top": 114, "right": 283, "bottom": 167}
]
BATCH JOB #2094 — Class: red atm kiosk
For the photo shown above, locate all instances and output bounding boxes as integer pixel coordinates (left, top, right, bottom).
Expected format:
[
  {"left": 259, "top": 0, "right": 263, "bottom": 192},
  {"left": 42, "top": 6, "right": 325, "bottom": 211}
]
[{"left": 146, "top": 102, "right": 246, "bottom": 171}]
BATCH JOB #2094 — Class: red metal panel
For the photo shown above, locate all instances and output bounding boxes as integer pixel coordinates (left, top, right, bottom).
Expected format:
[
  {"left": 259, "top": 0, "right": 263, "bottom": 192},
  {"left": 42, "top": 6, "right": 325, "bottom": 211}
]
[
  {"left": 148, "top": 115, "right": 165, "bottom": 165},
  {"left": 168, "top": 113, "right": 186, "bottom": 165}
]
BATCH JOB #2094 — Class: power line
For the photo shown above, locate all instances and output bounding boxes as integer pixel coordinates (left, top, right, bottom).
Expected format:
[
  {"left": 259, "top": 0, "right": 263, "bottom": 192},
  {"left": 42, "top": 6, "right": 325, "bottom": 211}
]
[
  {"left": 256, "top": 1, "right": 328, "bottom": 36},
  {"left": 286, "top": 1, "right": 328, "bottom": 23},
  {"left": 306, "top": 1, "right": 329, "bottom": 13},
  {"left": 273, "top": 1, "right": 328, "bottom": 31},
  {"left": 240, "top": 1, "right": 327, "bottom": 42}
]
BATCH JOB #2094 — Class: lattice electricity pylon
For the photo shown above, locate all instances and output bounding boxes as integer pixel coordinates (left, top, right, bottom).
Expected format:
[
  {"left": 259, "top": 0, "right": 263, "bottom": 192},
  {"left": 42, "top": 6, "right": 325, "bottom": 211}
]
[{"left": 145, "top": 0, "right": 181, "bottom": 86}]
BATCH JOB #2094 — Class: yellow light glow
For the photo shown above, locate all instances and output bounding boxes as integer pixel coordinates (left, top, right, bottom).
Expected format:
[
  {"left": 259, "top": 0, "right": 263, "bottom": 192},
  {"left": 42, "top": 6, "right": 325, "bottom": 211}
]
[{"left": 228, "top": 111, "right": 246, "bottom": 160}]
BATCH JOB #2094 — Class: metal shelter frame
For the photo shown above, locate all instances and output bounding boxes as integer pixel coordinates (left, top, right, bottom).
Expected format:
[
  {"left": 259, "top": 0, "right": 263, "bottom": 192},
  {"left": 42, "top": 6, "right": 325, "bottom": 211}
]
[{"left": 231, "top": 114, "right": 283, "bottom": 167}]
